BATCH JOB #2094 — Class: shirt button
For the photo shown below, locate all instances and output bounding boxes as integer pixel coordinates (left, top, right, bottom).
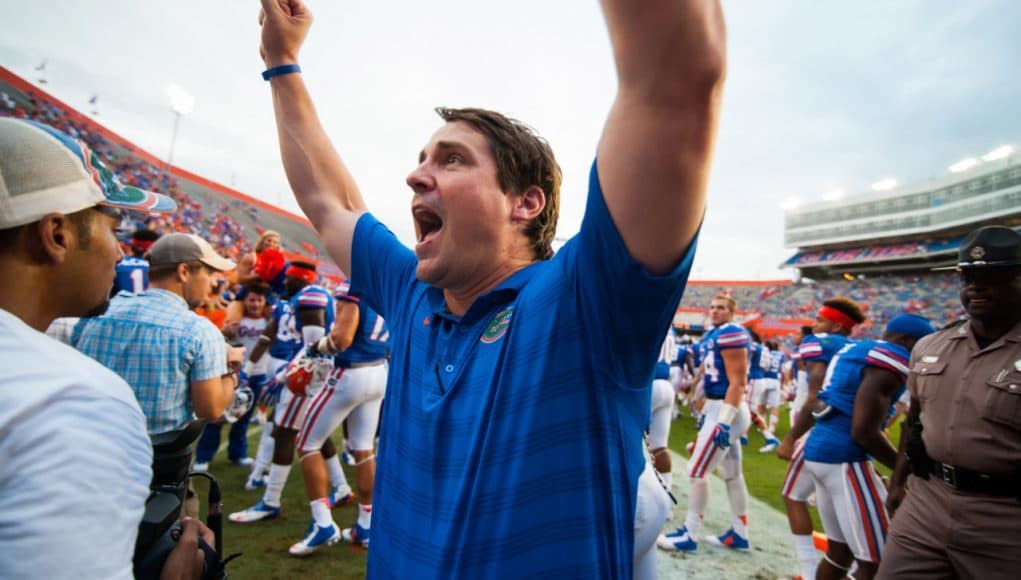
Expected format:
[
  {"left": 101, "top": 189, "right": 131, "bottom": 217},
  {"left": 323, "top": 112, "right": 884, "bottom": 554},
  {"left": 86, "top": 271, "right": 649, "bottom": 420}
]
[{"left": 445, "top": 364, "right": 454, "bottom": 373}]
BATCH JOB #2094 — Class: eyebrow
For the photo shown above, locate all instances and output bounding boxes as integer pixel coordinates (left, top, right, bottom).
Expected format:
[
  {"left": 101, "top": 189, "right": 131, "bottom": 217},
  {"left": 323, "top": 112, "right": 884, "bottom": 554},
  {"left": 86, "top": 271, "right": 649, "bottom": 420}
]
[{"left": 418, "top": 140, "right": 469, "bottom": 164}]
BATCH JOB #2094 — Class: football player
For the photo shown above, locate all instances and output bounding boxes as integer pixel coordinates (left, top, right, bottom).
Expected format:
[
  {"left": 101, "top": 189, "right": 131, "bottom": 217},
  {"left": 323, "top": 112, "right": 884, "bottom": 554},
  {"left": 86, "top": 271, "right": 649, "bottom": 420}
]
[
  {"left": 288, "top": 281, "right": 390, "bottom": 555},
  {"left": 802, "top": 314, "right": 934, "bottom": 579},
  {"left": 777, "top": 298, "right": 866, "bottom": 580},
  {"left": 658, "top": 294, "right": 752, "bottom": 553}
]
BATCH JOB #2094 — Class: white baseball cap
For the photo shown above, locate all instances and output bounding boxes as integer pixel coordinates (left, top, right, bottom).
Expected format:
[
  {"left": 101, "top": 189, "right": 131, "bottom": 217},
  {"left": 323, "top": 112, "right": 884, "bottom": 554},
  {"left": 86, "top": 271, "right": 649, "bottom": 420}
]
[{"left": 0, "top": 117, "right": 177, "bottom": 229}]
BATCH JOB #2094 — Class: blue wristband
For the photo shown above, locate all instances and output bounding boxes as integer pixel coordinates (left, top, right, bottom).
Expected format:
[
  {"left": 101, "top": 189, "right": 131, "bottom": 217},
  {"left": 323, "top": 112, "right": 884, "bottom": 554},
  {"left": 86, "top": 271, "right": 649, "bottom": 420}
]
[{"left": 262, "top": 64, "right": 301, "bottom": 81}]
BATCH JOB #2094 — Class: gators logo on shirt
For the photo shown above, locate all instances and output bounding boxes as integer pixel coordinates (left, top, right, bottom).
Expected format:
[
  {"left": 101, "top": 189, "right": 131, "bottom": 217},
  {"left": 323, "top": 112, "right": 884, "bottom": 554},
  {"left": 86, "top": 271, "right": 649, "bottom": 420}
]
[{"left": 481, "top": 306, "right": 514, "bottom": 344}]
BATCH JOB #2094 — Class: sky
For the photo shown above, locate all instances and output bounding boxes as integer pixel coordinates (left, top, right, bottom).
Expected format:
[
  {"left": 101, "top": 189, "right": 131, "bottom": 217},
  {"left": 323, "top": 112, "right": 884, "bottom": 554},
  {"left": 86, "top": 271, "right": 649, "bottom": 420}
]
[{"left": 2, "top": 0, "right": 1019, "bottom": 279}]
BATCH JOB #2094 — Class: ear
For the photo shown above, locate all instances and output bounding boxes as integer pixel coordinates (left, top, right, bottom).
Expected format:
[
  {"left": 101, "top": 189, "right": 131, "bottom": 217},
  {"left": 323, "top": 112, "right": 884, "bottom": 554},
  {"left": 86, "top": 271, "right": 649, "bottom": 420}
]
[
  {"left": 176, "top": 262, "right": 191, "bottom": 283},
  {"left": 510, "top": 185, "right": 546, "bottom": 223},
  {"left": 31, "top": 213, "right": 74, "bottom": 264}
]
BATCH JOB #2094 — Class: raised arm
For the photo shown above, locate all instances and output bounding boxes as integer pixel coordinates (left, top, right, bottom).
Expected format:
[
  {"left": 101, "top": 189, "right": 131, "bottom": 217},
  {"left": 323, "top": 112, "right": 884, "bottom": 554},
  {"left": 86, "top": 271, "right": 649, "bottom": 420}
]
[
  {"left": 259, "top": 0, "right": 366, "bottom": 275},
  {"left": 598, "top": 0, "right": 726, "bottom": 274}
]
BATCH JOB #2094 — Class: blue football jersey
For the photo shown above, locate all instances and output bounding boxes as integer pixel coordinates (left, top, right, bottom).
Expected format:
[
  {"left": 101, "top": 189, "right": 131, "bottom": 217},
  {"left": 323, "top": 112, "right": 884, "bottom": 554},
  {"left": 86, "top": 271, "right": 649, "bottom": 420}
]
[
  {"left": 748, "top": 342, "right": 768, "bottom": 380},
  {"left": 292, "top": 285, "right": 336, "bottom": 336},
  {"left": 268, "top": 300, "right": 302, "bottom": 360},
  {"left": 797, "top": 333, "right": 850, "bottom": 367},
  {"left": 699, "top": 322, "right": 750, "bottom": 399},
  {"left": 334, "top": 286, "right": 389, "bottom": 365},
  {"left": 804, "top": 340, "right": 910, "bottom": 464},
  {"left": 764, "top": 349, "right": 785, "bottom": 380},
  {"left": 113, "top": 256, "right": 149, "bottom": 294}
]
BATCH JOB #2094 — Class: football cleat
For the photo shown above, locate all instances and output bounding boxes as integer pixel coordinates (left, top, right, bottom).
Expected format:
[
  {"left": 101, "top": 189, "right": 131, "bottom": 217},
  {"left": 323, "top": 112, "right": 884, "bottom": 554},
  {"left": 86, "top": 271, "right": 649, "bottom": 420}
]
[
  {"left": 243, "top": 476, "right": 267, "bottom": 491},
  {"left": 704, "top": 528, "right": 750, "bottom": 551},
  {"left": 228, "top": 499, "right": 281, "bottom": 523},
  {"left": 232, "top": 457, "right": 255, "bottom": 467},
  {"left": 341, "top": 450, "right": 356, "bottom": 467},
  {"left": 329, "top": 486, "right": 355, "bottom": 508},
  {"left": 759, "top": 437, "right": 779, "bottom": 454},
  {"left": 288, "top": 522, "right": 340, "bottom": 556},
  {"left": 191, "top": 461, "right": 209, "bottom": 474},
  {"left": 341, "top": 522, "right": 370, "bottom": 548},
  {"left": 657, "top": 526, "right": 697, "bottom": 552}
]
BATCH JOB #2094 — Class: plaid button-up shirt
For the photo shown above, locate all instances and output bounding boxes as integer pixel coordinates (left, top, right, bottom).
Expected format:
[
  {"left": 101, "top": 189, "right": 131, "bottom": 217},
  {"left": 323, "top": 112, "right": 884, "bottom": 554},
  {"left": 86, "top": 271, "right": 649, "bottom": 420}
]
[{"left": 72, "top": 289, "right": 227, "bottom": 434}]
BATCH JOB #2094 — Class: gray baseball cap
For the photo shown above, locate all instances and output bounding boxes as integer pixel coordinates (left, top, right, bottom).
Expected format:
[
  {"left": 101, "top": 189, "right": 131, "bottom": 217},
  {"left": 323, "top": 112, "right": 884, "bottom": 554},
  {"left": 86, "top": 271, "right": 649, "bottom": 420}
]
[{"left": 147, "top": 233, "right": 236, "bottom": 272}]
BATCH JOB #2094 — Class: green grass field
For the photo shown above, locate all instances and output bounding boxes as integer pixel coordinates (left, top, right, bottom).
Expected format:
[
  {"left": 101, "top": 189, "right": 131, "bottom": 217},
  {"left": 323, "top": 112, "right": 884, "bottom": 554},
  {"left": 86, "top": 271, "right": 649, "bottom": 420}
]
[
  {"left": 192, "top": 426, "right": 367, "bottom": 579},
  {"left": 198, "top": 405, "right": 901, "bottom": 577}
]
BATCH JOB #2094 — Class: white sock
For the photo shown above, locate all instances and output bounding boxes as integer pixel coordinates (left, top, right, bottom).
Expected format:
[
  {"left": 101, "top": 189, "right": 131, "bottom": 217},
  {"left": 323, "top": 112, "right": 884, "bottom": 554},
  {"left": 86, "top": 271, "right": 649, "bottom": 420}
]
[
  {"left": 310, "top": 497, "right": 333, "bottom": 528},
  {"left": 251, "top": 422, "right": 275, "bottom": 478},
  {"left": 686, "top": 478, "right": 710, "bottom": 537},
  {"left": 357, "top": 503, "right": 373, "bottom": 529},
  {"left": 327, "top": 453, "right": 348, "bottom": 489},
  {"left": 793, "top": 534, "right": 818, "bottom": 579},
  {"left": 725, "top": 475, "right": 750, "bottom": 537},
  {"left": 762, "top": 429, "right": 776, "bottom": 441},
  {"left": 263, "top": 463, "right": 292, "bottom": 506},
  {"left": 768, "top": 412, "right": 779, "bottom": 433}
]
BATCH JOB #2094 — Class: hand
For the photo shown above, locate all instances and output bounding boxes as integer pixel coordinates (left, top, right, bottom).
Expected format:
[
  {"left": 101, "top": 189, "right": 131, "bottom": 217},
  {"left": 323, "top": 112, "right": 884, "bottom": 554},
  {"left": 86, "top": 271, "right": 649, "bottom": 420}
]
[
  {"left": 258, "top": 0, "right": 313, "bottom": 68},
  {"left": 886, "top": 484, "right": 906, "bottom": 517},
  {"left": 159, "top": 517, "right": 215, "bottom": 580},
  {"left": 711, "top": 422, "right": 731, "bottom": 449},
  {"left": 221, "top": 320, "right": 240, "bottom": 338},
  {"left": 775, "top": 436, "right": 795, "bottom": 461},
  {"left": 258, "top": 379, "right": 283, "bottom": 407},
  {"left": 226, "top": 345, "right": 246, "bottom": 367}
]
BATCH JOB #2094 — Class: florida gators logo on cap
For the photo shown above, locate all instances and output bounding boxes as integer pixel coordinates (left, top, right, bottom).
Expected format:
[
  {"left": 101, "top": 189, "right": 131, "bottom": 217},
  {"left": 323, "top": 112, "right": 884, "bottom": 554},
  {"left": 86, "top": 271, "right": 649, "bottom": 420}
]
[{"left": 481, "top": 306, "right": 514, "bottom": 344}]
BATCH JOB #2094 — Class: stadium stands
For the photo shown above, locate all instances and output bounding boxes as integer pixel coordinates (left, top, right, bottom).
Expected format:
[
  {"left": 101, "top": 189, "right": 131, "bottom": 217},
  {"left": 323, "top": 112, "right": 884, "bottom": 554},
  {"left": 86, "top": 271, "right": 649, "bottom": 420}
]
[{"left": 0, "top": 66, "right": 334, "bottom": 279}]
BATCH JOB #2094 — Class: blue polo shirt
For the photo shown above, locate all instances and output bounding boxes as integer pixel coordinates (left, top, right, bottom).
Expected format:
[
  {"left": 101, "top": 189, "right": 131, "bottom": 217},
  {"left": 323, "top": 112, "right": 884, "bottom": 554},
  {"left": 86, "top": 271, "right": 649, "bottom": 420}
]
[{"left": 352, "top": 162, "right": 697, "bottom": 579}]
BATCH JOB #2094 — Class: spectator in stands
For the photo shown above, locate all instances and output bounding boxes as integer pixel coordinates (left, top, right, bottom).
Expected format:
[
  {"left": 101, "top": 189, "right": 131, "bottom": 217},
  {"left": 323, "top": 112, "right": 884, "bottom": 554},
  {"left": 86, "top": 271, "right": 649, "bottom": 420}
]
[{"left": 0, "top": 117, "right": 210, "bottom": 579}]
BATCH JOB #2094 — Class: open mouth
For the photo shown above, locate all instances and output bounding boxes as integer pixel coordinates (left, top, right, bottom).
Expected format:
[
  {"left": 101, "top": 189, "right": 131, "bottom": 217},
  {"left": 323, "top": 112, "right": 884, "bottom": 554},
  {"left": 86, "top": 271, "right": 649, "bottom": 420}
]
[{"left": 413, "top": 206, "right": 444, "bottom": 246}]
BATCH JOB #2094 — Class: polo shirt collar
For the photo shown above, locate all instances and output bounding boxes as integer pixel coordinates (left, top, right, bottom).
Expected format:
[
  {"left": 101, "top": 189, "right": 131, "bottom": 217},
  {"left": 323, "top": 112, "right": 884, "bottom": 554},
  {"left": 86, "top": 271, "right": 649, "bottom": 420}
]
[{"left": 424, "top": 261, "right": 542, "bottom": 324}]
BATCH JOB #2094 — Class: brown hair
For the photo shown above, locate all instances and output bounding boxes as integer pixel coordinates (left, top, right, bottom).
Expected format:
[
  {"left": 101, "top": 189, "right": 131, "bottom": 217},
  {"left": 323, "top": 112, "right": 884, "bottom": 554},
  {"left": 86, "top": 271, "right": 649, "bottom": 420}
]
[{"left": 435, "top": 107, "right": 561, "bottom": 260}]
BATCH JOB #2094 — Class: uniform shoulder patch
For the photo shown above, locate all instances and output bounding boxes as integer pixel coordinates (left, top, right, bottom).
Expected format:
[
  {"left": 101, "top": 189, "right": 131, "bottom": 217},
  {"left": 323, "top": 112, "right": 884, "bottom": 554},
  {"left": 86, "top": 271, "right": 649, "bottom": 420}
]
[{"left": 481, "top": 306, "right": 514, "bottom": 344}]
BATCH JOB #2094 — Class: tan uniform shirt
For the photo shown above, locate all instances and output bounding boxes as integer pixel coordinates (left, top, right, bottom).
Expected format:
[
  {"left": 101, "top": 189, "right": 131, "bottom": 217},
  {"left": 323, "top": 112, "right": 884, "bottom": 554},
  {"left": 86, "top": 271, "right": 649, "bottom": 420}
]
[
  {"left": 908, "top": 318, "right": 1021, "bottom": 474},
  {"left": 878, "top": 318, "right": 1021, "bottom": 579}
]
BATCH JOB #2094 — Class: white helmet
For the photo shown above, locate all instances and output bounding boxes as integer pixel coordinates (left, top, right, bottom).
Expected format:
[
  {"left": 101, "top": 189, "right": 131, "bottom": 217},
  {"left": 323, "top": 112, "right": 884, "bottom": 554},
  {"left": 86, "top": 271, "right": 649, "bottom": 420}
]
[{"left": 222, "top": 385, "right": 255, "bottom": 423}]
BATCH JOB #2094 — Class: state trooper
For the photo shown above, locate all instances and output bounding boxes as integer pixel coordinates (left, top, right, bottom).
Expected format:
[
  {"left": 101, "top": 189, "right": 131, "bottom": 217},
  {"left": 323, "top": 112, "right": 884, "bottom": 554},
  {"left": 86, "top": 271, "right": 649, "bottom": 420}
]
[{"left": 879, "top": 225, "right": 1021, "bottom": 579}]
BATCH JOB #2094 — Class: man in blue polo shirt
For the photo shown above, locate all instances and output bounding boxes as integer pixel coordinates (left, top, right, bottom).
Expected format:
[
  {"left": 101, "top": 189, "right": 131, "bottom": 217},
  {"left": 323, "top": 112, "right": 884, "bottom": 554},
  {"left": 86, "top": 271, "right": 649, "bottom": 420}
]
[{"left": 256, "top": 0, "right": 726, "bottom": 576}]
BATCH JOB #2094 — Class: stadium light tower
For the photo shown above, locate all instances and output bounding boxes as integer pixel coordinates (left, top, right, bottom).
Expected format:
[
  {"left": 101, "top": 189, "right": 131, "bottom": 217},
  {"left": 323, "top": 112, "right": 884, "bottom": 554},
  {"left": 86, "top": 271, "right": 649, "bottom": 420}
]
[
  {"left": 871, "top": 178, "right": 897, "bottom": 192},
  {"left": 165, "top": 83, "right": 195, "bottom": 179}
]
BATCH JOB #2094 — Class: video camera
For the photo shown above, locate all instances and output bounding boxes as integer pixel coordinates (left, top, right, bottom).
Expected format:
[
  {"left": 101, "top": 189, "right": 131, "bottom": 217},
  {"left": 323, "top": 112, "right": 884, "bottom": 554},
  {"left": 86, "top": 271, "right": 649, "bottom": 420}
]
[{"left": 134, "top": 420, "right": 238, "bottom": 579}]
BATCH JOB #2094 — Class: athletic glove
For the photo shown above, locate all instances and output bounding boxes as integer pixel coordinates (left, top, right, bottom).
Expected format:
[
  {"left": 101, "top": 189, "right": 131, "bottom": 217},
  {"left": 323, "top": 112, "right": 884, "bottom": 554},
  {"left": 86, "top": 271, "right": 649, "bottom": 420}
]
[
  {"left": 258, "top": 379, "right": 283, "bottom": 408},
  {"left": 712, "top": 422, "right": 732, "bottom": 449},
  {"left": 712, "top": 403, "right": 739, "bottom": 449}
]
